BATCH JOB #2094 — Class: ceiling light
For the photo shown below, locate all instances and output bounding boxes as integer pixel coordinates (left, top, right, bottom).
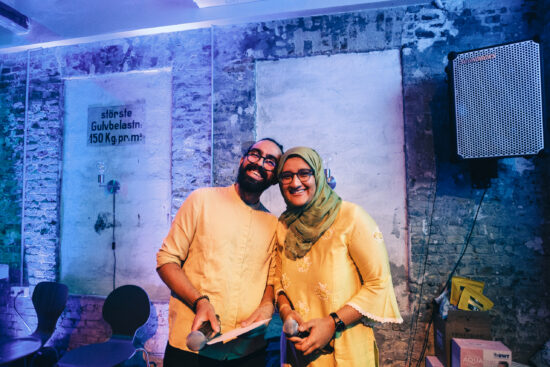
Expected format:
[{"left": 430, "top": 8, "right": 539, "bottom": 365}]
[
  {"left": 0, "top": 1, "right": 29, "bottom": 34},
  {"left": 193, "top": 0, "right": 264, "bottom": 8}
]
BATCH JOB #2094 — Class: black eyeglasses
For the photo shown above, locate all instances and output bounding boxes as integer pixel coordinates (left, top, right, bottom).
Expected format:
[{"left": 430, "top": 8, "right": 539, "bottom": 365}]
[
  {"left": 279, "top": 169, "right": 314, "bottom": 184},
  {"left": 246, "top": 150, "right": 278, "bottom": 171}
]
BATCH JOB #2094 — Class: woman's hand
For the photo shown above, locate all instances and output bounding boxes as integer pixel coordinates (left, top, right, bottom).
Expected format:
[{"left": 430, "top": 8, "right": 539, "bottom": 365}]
[
  {"left": 292, "top": 316, "right": 335, "bottom": 356},
  {"left": 241, "top": 301, "right": 274, "bottom": 327}
]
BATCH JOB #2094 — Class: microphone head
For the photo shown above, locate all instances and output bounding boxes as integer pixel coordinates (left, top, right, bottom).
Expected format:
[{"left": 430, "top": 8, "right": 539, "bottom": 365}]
[
  {"left": 283, "top": 318, "right": 299, "bottom": 336},
  {"left": 186, "top": 331, "right": 207, "bottom": 351}
]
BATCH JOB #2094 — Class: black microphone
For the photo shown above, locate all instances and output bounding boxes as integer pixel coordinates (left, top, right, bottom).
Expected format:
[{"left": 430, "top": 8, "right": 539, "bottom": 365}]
[{"left": 186, "top": 316, "right": 221, "bottom": 351}]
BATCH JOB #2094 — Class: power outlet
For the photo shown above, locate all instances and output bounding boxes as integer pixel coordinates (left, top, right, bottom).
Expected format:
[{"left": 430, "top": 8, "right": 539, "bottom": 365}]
[{"left": 10, "top": 286, "right": 29, "bottom": 298}]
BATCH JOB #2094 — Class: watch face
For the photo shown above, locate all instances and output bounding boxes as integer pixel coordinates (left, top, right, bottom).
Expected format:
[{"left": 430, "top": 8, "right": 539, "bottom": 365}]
[{"left": 330, "top": 312, "right": 346, "bottom": 332}]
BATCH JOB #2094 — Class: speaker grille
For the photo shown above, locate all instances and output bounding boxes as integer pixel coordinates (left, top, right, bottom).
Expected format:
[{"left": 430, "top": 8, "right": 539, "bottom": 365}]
[{"left": 452, "top": 40, "right": 544, "bottom": 159}]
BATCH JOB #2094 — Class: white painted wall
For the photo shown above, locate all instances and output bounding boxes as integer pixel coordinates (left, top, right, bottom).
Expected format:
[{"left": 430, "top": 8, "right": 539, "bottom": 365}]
[
  {"left": 256, "top": 51, "right": 408, "bottom": 271},
  {"left": 61, "top": 70, "right": 172, "bottom": 299}
]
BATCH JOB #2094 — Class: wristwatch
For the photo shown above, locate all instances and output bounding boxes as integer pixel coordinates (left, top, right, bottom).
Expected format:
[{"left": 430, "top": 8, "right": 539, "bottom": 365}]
[{"left": 329, "top": 312, "right": 346, "bottom": 333}]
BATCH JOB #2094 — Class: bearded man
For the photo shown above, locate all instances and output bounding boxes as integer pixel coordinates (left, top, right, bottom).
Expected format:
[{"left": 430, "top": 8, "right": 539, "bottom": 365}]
[{"left": 157, "top": 138, "right": 284, "bottom": 367}]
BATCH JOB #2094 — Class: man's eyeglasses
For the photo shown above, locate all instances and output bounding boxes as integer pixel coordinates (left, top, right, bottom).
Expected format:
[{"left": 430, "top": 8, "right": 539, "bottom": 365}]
[
  {"left": 246, "top": 150, "right": 278, "bottom": 171},
  {"left": 279, "top": 169, "right": 314, "bottom": 185}
]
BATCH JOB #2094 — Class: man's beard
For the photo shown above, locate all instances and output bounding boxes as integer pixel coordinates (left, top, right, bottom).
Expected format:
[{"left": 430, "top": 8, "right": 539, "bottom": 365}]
[{"left": 237, "top": 163, "right": 271, "bottom": 194}]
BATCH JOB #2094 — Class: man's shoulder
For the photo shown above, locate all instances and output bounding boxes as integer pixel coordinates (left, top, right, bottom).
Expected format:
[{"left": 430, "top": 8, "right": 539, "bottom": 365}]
[
  {"left": 176, "top": 186, "right": 232, "bottom": 212},
  {"left": 188, "top": 185, "right": 232, "bottom": 200}
]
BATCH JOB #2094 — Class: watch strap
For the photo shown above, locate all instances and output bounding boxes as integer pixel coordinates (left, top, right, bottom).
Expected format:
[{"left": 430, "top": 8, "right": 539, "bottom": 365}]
[
  {"left": 192, "top": 294, "right": 209, "bottom": 312},
  {"left": 329, "top": 312, "right": 346, "bottom": 333}
]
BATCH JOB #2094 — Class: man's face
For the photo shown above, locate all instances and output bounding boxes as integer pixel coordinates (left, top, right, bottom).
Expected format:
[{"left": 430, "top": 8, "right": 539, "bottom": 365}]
[{"left": 237, "top": 140, "right": 282, "bottom": 194}]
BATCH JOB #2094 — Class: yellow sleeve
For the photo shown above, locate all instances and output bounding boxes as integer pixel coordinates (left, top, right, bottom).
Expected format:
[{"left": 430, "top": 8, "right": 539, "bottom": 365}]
[
  {"left": 273, "top": 224, "right": 285, "bottom": 297},
  {"left": 156, "top": 190, "right": 201, "bottom": 269},
  {"left": 346, "top": 205, "right": 403, "bottom": 323},
  {"left": 266, "top": 234, "right": 278, "bottom": 286}
]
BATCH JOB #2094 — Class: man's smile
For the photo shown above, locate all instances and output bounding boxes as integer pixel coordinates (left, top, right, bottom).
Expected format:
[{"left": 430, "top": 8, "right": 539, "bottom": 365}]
[
  {"left": 244, "top": 163, "right": 268, "bottom": 182},
  {"left": 247, "top": 168, "right": 264, "bottom": 180}
]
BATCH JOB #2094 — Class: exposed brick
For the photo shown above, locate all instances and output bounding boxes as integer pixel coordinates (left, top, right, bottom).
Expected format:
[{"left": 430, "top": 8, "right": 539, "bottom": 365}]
[{"left": 0, "top": 1, "right": 548, "bottom": 366}]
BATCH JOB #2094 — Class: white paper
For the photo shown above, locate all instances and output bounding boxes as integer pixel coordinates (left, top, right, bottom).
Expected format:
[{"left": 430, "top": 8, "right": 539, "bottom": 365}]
[{"left": 207, "top": 318, "right": 272, "bottom": 345}]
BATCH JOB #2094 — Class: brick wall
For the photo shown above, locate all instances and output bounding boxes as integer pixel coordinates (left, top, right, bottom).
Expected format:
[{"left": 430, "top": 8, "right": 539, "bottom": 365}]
[
  {"left": 0, "top": 0, "right": 548, "bottom": 365},
  {"left": 0, "top": 52, "right": 26, "bottom": 284},
  {"left": 402, "top": 0, "right": 549, "bottom": 364},
  {"left": 0, "top": 30, "right": 212, "bottom": 363}
]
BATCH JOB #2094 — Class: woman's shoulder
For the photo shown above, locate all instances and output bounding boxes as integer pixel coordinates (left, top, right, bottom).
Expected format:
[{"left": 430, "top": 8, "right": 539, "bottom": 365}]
[
  {"left": 339, "top": 201, "right": 378, "bottom": 227},
  {"left": 339, "top": 200, "right": 367, "bottom": 216}
]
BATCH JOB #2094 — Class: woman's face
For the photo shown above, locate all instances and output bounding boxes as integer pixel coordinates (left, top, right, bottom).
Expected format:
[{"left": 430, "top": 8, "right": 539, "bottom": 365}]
[{"left": 279, "top": 157, "right": 316, "bottom": 208}]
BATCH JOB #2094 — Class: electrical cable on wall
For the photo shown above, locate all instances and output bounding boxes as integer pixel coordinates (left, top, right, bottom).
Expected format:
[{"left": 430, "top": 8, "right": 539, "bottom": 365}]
[
  {"left": 97, "top": 162, "right": 120, "bottom": 292},
  {"left": 107, "top": 179, "right": 120, "bottom": 291},
  {"left": 443, "top": 187, "right": 487, "bottom": 291},
  {"left": 405, "top": 178, "right": 438, "bottom": 367},
  {"left": 409, "top": 186, "right": 489, "bottom": 367},
  {"left": 19, "top": 49, "right": 31, "bottom": 286},
  {"left": 112, "top": 182, "right": 117, "bottom": 291},
  {"left": 14, "top": 291, "right": 31, "bottom": 333}
]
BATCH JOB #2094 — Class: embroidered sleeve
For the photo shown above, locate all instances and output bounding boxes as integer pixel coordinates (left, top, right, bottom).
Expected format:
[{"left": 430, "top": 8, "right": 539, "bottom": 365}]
[{"left": 345, "top": 205, "right": 403, "bottom": 324}]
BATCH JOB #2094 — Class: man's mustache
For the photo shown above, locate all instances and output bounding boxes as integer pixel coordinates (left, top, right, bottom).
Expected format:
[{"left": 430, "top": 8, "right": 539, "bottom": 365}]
[{"left": 245, "top": 163, "right": 268, "bottom": 181}]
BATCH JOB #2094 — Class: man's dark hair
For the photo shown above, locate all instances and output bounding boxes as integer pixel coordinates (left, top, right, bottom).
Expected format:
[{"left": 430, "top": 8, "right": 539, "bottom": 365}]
[{"left": 246, "top": 137, "right": 284, "bottom": 154}]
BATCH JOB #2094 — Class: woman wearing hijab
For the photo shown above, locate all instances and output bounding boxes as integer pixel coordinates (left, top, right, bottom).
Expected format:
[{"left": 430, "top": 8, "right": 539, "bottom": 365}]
[{"left": 274, "top": 147, "right": 402, "bottom": 367}]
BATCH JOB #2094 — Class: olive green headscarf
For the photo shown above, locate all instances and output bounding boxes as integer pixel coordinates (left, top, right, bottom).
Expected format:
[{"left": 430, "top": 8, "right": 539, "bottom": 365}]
[{"left": 277, "top": 147, "right": 342, "bottom": 260}]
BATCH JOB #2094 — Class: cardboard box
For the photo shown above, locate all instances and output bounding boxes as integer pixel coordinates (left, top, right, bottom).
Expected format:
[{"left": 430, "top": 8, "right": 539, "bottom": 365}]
[
  {"left": 434, "top": 310, "right": 492, "bottom": 366},
  {"left": 427, "top": 356, "right": 445, "bottom": 367},
  {"left": 451, "top": 338, "right": 511, "bottom": 367}
]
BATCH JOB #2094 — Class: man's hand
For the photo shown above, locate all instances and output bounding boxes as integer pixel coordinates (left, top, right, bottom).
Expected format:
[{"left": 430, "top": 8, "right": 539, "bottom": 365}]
[
  {"left": 292, "top": 316, "right": 335, "bottom": 356},
  {"left": 240, "top": 301, "right": 274, "bottom": 327},
  {"left": 157, "top": 264, "right": 221, "bottom": 333},
  {"left": 191, "top": 297, "right": 220, "bottom": 334}
]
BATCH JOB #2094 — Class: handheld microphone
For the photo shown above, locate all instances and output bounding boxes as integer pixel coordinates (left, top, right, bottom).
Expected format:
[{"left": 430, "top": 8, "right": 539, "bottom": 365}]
[
  {"left": 283, "top": 318, "right": 309, "bottom": 338},
  {"left": 283, "top": 318, "right": 334, "bottom": 354},
  {"left": 186, "top": 316, "right": 221, "bottom": 351}
]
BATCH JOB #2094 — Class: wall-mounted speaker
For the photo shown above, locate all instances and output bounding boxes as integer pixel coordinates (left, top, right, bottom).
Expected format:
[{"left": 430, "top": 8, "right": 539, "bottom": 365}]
[{"left": 449, "top": 40, "right": 545, "bottom": 159}]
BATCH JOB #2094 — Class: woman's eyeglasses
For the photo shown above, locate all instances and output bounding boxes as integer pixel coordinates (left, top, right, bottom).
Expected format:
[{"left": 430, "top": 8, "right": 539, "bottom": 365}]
[
  {"left": 279, "top": 169, "right": 314, "bottom": 184},
  {"left": 246, "top": 150, "right": 278, "bottom": 171}
]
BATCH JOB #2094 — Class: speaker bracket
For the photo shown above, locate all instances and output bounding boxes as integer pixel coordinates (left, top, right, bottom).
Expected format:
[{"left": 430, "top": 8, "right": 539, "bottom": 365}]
[{"left": 469, "top": 158, "right": 498, "bottom": 189}]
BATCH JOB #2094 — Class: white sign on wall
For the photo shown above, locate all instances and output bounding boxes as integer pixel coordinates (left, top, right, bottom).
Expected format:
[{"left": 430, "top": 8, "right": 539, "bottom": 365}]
[
  {"left": 87, "top": 104, "right": 145, "bottom": 146},
  {"left": 256, "top": 51, "right": 408, "bottom": 279},
  {"left": 61, "top": 70, "right": 172, "bottom": 299}
]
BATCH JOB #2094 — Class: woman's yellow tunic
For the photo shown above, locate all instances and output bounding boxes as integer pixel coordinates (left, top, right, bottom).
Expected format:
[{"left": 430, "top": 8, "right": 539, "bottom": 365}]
[{"left": 275, "top": 201, "right": 403, "bottom": 366}]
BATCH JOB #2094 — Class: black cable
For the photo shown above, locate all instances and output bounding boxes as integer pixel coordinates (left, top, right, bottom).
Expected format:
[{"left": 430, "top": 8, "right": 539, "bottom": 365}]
[
  {"left": 113, "top": 247, "right": 117, "bottom": 291},
  {"left": 405, "top": 179, "right": 438, "bottom": 367},
  {"left": 414, "top": 186, "right": 488, "bottom": 366},
  {"left": 112, "top": 191, "right": 116, "bottom": 291},
  {"left": 415, "top": 317, "right": 434, "bottom": 367},
  {"left": 444, "top": 187, "right": 487, "bottom": 292},
  {"left": 14, "top": 290, "right": 32, "bottom": 333}
]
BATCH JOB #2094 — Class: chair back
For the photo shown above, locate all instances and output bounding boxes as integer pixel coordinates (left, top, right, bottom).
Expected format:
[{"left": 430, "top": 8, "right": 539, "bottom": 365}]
[
  {"left": 102, "top": 285, "right": 150, "bottom": 338},
  {"left": 31, "top": 281, "right": 69, "bottom": 344}
]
